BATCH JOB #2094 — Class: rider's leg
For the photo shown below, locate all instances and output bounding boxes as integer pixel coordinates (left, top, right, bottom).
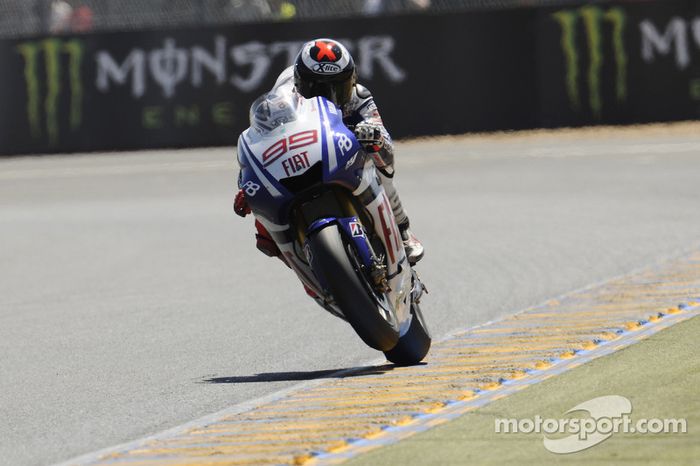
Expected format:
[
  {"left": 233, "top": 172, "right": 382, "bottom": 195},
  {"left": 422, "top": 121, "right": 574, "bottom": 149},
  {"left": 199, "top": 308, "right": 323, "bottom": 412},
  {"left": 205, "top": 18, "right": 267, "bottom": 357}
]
[
  {"left": 254, "top": 220, "right": 284, "bottom": 260},
  {"left": 377, "top": 167, "right": 424, "bottom": 264},
  {"left": 255, "top": 220, "right": 320, "bottom": 299}
]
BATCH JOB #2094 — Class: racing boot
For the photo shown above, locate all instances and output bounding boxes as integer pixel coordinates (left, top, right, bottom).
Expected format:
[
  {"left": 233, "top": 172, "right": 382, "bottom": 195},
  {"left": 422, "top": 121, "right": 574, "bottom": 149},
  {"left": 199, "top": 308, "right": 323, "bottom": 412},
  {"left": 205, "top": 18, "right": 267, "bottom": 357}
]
[
  {"left": 254, "top": 219, "right": 283, "bottom": 259},
  {"left": 378, "top": 170, "right": 424, "bottom": 264},
  {"left": 399, "top": 220, "right": 424, "bottom": 265}
]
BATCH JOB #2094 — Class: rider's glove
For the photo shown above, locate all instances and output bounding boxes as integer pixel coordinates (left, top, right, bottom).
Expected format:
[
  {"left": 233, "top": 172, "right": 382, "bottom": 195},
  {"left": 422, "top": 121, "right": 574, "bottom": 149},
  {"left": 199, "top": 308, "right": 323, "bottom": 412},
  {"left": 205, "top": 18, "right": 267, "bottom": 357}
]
[
  {"left": 354, "top": 122, "right": 384, "bottom": 153},
  {"left": 234, "top": 188, "right": 251, "bottom": 217}
]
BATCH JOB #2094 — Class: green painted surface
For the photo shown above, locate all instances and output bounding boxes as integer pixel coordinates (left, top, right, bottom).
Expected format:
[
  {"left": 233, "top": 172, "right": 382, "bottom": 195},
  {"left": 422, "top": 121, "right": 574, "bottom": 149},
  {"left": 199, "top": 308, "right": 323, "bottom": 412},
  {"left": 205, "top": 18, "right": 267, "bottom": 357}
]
[{"left": 348, "top": 315, "right": 700, "bottom": 465}]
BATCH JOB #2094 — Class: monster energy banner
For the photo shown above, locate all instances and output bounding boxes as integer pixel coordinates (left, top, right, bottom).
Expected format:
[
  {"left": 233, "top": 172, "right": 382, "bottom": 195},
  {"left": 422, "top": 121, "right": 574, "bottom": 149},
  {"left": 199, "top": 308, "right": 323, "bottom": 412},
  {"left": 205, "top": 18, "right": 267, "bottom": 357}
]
[
  {"left": 0, "top": 21, "right": 430, "bottom": 155},
  {"left": 540, "top": 1, "right": 700, "bottom": 126},
  {"left": 0, "top": 1, "right": 699, "bottom": 155}
]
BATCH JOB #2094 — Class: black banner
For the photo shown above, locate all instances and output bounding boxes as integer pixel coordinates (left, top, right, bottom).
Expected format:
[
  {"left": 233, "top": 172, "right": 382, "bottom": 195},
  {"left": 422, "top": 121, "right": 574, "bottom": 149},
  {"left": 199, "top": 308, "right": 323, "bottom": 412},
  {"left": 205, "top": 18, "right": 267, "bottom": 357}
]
[
  {"left": 1, "top": 1, "right": 699, "bottom": 155},
  {"left": 538, "top": 1, "right": 700, "bottom": 127}
]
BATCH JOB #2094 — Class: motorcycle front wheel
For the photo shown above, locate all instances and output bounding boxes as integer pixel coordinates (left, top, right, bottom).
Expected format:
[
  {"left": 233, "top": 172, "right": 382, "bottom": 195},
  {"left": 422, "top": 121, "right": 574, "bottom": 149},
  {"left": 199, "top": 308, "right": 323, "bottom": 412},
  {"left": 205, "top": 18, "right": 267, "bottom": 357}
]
[
  {"left": 308, "top": 225, "right": 400, "bottom": 352},
  {"left": 383, "top": 302, "right": 431, "bottom": 366}
]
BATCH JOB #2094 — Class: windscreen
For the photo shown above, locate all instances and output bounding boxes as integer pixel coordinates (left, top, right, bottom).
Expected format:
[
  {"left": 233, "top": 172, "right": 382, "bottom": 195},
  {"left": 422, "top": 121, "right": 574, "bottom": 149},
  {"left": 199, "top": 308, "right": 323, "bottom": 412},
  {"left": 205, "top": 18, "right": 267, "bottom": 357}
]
[{"left": 249, "top": 91, "right": 301, "bottom": 134}]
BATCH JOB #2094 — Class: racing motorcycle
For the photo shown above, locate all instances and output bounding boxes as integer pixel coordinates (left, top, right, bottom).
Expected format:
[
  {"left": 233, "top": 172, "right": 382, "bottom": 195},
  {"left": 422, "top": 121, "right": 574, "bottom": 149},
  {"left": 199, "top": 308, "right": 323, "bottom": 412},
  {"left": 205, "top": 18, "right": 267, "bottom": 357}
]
[{"left": 237, "top": 91, "right": 430, "bottom": 365}]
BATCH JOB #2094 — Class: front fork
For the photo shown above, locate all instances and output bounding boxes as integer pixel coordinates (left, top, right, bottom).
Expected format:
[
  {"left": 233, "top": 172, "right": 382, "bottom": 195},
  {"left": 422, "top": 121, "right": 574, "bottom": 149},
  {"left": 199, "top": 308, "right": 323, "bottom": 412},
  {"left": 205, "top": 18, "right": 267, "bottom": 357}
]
[{"left": 304, "top": 216, "right": 387, "bottom": 294}]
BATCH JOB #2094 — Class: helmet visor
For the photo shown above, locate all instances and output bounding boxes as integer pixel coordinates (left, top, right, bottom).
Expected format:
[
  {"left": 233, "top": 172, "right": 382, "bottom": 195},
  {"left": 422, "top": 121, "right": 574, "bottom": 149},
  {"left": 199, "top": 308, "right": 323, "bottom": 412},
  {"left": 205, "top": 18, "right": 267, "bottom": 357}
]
[{"left": 297, "top": 78, "right": 353, "bottom": 107}]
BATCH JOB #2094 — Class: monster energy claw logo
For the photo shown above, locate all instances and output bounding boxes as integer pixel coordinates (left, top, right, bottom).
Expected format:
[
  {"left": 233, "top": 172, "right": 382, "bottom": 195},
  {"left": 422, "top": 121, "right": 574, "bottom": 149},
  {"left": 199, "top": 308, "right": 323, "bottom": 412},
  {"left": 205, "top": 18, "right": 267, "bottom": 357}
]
[
  {"left": 17, "top": 39, "right": 84, "bottom": 146},
  {"left": 552, "top": 6, "right": 627, "bottom": 119}
]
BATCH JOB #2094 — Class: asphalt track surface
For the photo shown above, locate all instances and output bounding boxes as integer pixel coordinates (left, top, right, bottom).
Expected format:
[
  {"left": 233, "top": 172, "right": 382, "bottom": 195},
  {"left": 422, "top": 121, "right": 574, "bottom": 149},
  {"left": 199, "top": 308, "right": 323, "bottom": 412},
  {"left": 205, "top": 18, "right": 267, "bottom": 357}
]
[{"left": 2, "top": 124, "right": 700, "bottom": 465}]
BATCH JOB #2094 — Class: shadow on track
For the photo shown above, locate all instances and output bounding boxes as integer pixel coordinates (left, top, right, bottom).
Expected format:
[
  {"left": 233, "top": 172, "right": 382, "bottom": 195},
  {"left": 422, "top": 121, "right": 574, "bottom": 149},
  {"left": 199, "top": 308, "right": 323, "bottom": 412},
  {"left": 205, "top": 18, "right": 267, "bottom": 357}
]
[{"left": 200, "top": 363, "right": 405, "bottom": 384}]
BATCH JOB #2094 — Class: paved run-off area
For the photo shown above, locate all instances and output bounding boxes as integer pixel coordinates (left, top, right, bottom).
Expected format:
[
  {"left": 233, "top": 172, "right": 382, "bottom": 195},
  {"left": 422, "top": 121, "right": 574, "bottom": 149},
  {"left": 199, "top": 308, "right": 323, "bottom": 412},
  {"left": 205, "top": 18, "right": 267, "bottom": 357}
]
[
  {"left": 1, "top": 122, "right": 700, "bottom": 464},
  {"left": 70, "top": 251, "right": 700, "bottom": 465}
]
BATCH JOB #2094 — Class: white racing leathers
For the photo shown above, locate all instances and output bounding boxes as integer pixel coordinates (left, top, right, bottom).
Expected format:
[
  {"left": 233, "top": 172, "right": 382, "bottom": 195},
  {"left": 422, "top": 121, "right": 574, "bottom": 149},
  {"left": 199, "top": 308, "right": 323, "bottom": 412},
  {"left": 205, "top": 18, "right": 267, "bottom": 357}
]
[{"left": 272, "top": 67, "right": 409, "bottom": 228}]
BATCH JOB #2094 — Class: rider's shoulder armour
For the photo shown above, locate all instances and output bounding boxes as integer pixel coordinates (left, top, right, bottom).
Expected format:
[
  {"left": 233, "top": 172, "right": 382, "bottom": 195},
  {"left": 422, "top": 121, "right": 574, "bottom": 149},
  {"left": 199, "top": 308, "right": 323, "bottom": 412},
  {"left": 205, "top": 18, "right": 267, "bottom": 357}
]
[
  {"left": 343, "top": 83, "right": 376, "bottom": 121},
  {"left": 355, "top": 84, "right": 373, "bottom": 100}
]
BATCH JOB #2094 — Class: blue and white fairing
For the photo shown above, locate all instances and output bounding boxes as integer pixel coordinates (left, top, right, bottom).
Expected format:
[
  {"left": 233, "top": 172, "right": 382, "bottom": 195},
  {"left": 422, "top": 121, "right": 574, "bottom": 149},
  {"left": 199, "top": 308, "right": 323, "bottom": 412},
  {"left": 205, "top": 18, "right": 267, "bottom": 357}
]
[
  {"left": 237, "top": 93, "right": 363, "bottom": 225},
  {"left": 237, "top": 91, "right": 412, "bottom": 334}
]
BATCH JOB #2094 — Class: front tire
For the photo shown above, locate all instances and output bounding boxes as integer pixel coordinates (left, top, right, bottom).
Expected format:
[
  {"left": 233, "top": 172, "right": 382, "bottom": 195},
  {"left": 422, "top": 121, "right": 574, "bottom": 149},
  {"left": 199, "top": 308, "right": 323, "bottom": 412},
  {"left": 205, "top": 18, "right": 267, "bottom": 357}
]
[
  {"left": 384, "top": 303, "right": 431, "bottom": 366},
  {"left": 308, "top": 225, "right": 400, "bottom": 351}
]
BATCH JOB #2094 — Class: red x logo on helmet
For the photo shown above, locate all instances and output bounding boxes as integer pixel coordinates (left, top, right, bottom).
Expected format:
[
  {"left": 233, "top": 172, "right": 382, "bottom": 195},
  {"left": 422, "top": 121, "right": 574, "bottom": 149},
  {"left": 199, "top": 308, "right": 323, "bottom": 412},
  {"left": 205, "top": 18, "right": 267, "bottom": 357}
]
[{"left": 314, "top": 40, "right": 339, "bottom": 62}]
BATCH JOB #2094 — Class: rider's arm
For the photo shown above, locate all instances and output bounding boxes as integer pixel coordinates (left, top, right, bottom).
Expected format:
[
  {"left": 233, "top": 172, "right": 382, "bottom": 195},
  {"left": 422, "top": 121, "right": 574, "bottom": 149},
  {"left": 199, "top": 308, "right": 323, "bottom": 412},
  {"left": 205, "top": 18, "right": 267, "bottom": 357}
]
[{"left": 345, "top": 84, "right": 395, "bottom": 171}]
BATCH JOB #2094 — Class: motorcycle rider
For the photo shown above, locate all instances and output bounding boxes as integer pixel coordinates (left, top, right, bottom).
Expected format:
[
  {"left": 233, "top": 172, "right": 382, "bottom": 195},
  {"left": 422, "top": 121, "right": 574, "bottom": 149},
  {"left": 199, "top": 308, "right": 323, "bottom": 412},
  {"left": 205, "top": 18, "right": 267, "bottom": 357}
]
[{"left": 235, "top": 38, "right": 424, "bottom": 265}]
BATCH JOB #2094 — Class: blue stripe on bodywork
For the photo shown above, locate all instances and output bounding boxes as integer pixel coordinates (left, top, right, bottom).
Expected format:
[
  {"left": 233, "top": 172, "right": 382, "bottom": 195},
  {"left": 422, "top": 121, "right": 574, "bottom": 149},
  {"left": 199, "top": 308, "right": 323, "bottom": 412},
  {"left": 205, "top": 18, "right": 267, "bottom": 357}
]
[
  {"left": 240, "top": 136, "right": 288, "bottom": 197},
  {"left": 317, "top": 97, "right": 331, "bottom": 181}
]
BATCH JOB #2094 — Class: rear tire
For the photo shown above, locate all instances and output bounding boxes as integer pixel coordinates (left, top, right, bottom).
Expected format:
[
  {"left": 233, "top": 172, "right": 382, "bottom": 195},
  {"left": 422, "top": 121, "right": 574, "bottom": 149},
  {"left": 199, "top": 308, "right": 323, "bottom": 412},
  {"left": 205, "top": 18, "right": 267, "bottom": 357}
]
[
  {"left": 384, "top": 303, "right": 431, "bottom": 366},
  {"left": 308, "top": 225, "right": 400, "bottom": 351}
]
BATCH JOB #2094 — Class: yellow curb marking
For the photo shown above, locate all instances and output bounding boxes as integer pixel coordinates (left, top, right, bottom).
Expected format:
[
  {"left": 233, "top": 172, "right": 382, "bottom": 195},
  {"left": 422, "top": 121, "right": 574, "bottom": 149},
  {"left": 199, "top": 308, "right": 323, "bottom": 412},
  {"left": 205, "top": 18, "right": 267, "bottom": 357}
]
[{"left": 78, "top": 252, "right": 700, "bottom": 466}]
